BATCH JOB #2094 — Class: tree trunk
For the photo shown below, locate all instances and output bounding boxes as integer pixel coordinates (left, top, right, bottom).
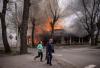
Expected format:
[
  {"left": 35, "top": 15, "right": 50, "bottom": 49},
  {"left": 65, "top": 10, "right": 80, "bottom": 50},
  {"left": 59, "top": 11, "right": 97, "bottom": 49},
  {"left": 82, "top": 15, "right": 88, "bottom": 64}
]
[
  {"left": 94, "top": 30, "right": 100, "bottom": 45},
  {"left": 0, "top": 0, "right": 11, "bottom": 53},
  {"left": 70, "top": 36, "right": 72, "bottom": 45},
  {"left": 89, "top": 34, "right": 95, "bottom": 46},
  {"left": 20, "top": 0, "right": 30, "bottom": 54},
  {"left": 95, "top": 20, "right": 100, "bottom": 45},
  {"left": 51, "top": 24, "right": 54, "bottom": 38},
  {"left": 31, "top": 18, "right": 35, "bottom": 47},
  {"left": 89, "top": 23, "right": 95, "bottom": 46},
  {"left": 32, "top": 27, "right": 34, "bottom": 47},
  {"left": 32, "top": 25, "right": 35, "bottom": 47}
]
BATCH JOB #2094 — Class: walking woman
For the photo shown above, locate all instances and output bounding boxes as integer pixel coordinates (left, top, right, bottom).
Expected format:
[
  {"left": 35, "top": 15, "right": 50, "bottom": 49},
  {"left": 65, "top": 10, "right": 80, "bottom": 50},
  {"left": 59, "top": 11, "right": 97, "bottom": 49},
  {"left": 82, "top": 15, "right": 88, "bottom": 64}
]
[{"left": 34, "top": 41, "right": 43, "bottom": 62}]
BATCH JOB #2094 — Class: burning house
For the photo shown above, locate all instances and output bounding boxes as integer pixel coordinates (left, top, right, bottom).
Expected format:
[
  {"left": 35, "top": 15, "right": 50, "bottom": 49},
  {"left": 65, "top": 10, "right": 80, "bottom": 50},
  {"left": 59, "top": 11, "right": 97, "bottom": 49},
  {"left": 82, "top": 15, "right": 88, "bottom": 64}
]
[
  {"left": 42, "top": 29, "right": 90, "bottom": 45},
  {"left": 26, "top": 0, "right": 91, "bottom": 46},
  {"left": 27, "top": 14, "right": 90, "bottom": 46}
]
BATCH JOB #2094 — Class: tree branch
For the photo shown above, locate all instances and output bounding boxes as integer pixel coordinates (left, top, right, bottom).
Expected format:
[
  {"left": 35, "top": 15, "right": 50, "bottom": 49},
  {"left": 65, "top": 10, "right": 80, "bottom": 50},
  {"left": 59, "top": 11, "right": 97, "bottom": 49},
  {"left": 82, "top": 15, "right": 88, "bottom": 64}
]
[
  {"left": 82, "top": 0, "right": 91, "bottom": 18},
  {"left": 48, "top": 0, "right": 55, "bottom": 17}
]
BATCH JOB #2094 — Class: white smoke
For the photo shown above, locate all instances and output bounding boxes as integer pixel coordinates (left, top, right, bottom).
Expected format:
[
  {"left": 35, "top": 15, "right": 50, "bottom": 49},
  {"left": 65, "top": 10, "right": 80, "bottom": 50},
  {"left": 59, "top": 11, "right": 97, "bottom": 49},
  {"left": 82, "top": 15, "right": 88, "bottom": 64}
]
[
  {"left": 58, "top": 0, "right": 71, "bottom": 13},
  {"left": 58, "top": 0, "right": 88, "bottom": 37},
  {"left": 58, "top": 0, "right": 79, "bottom": 13},
  {"left": 61, "top": 11, "right": 82, "bottom": 32}
]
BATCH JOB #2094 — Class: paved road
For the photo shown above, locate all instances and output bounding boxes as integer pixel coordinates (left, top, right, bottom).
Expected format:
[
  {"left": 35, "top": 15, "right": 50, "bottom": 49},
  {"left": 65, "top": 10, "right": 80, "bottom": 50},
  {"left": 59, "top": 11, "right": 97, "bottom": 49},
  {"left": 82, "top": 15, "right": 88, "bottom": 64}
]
[
  {"left": 0, "top": 48, "right": 75, "bottom": 68},
  {"left": 0, "top": 46, "right": 100, "bottom": 68},
  {"left": 55, "top": 47, "right": 100, "bottom": 68},
  {"left": 0, "top": 54, "right": 66, "bottom": 68}
]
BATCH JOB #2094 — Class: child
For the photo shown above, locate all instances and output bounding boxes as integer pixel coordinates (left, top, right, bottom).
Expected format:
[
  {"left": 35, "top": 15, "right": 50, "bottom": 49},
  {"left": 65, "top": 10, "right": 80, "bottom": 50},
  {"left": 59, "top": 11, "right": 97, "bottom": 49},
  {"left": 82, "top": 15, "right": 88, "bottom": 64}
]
[{"left": 34, "top": 41, "right": 43, "bottom": 62}]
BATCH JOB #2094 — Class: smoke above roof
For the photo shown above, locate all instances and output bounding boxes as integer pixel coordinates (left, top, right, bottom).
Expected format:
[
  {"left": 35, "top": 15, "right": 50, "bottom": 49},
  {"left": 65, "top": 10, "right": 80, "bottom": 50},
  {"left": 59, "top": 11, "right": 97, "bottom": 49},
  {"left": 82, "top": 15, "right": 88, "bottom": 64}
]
[{"left": 58, "top": 0, "right": 88, "bottom": 37}]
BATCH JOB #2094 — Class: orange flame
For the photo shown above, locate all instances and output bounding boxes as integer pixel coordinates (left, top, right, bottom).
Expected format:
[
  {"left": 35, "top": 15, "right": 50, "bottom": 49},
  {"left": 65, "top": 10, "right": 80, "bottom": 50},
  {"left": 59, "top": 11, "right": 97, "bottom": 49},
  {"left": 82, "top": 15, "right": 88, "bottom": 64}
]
[
  {"left": 35, "top": 26, "right": 43, "bottom": 34},
  {"left": 44, "top": 17, "right": 63, "bottom": 32},
  {"left": 28, "top": 17, "right": 63, "bottom": 46}
]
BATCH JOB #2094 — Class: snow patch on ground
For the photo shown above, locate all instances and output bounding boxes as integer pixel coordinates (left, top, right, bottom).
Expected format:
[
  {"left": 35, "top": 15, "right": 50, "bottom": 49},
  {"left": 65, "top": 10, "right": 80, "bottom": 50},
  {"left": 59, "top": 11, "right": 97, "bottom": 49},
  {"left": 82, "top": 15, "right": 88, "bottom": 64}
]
[{"left": 84, "top": 64, "right": 96, "bottom": 68}]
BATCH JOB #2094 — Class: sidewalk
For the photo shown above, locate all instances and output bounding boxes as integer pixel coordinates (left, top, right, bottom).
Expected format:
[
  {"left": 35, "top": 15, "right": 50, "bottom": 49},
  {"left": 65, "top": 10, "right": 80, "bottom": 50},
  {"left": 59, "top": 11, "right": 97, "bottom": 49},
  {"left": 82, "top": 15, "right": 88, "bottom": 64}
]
[{"left": 0, "top": 54, "right": 76, "bottom": 68}]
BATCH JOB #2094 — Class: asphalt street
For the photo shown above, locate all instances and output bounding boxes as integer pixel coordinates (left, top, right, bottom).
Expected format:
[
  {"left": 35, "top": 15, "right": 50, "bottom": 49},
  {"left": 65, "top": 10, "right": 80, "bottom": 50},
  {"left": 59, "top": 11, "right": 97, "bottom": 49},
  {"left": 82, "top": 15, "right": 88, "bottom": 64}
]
[{"left": 54, "top": 47, "right": 100, "bottom": 68}]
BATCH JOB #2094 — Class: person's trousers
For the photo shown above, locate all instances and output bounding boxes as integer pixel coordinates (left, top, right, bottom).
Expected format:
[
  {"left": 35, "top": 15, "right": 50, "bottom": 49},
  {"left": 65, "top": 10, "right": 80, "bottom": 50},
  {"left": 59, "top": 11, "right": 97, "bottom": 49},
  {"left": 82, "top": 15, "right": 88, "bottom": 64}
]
[
  {"left": 47, "top": 53, "right": 52, "bottom": 65},
  {"left": 35, "top": 52, "right": 43, "bottom": 61}
]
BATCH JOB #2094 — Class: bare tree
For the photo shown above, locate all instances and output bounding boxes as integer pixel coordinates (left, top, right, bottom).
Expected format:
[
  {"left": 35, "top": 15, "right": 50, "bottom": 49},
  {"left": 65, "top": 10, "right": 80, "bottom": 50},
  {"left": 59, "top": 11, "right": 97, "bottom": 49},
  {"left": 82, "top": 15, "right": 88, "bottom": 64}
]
[
  {"left": 20, "top": 0, "right": 30, "bottom": 54},
  {"left": 29, "top": 0, "right": 42, "bottom": 47},
  {"left": 70, "top": 0, "right": 100, "bottom": 45},
  {"left": 41, "top": 0, "right": 62, "bottom": 38},
  {"left": 82, "top": 0, "right": 100, "bottom": 45},
  {"left": 0, "top": 0, "right": 11, "bottom": 53}
]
